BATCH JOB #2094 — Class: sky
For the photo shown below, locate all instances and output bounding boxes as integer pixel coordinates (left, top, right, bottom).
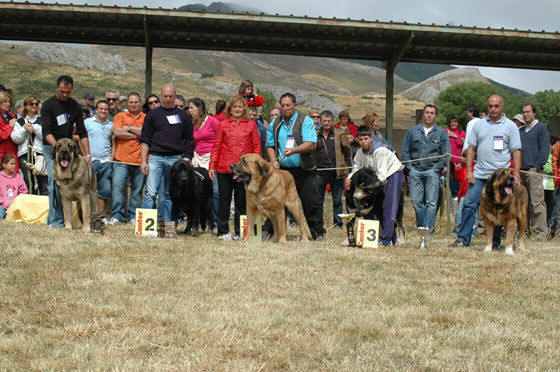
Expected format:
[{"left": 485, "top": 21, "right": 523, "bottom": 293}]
[{"left": 21, "top": 0, "right": 560, "bottom": 93}]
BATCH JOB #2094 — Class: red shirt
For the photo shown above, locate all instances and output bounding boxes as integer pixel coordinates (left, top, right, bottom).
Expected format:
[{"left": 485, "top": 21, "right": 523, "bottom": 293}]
[
  {"left": 213, "top": 111, "right": 226, "bottom": 123},
  {"left": 447, "top": 127, "right": 466, "bottom": 165},
  {"left": 245, "top": 95, "right": 265, "bottom": 107},
  {"left": 334, "top": 121, "right": 358, "bottom": 138},
  {"left": 210, "top": 118, "right": 261, "bottom": 174},
  {"left": 0, "top": 112, "right": 18, "bottom": 172}
]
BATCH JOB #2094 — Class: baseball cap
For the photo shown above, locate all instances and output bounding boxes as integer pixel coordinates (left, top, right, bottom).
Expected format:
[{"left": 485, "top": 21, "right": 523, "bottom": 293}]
[
  {"left": 513, "top": 114, "right": 524, "bottom": 122},
  {"left": 84, "top": 93, "right": 95, "bottom": 100}
]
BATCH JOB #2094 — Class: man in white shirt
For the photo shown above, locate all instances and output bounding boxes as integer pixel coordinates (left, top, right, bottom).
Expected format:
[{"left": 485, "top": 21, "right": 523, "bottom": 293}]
[{"left": 345, "top": 126, "right": 404, "bottom": 246}]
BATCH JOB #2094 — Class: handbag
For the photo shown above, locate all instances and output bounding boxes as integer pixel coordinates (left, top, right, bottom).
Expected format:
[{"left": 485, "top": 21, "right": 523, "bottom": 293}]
[{"left": 31, "top": 151, "right": 47, "bottom": 176}]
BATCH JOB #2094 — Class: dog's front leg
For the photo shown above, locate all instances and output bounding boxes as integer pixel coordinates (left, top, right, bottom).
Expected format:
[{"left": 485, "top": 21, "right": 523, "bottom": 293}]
[
  {"left": 275, "top": 208, "right": 287, "bottom": 243},
  {"left": 483, "top": 219, "right": 494, "bottom": 253},
  {"left": 504, "top": 219, "right": 516, "bottom": 255},
  {"left": 80, "top": 196, "right": 91, "bottom": 233},
  {"left": 244, "top": 203, "right": 257, "bottom": 242},
  {"left": 62, "top": 197, "right": 74, "bottom": 230}
]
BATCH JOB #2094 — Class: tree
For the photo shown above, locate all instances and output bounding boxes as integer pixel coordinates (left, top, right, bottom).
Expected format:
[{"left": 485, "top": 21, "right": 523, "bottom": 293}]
[
  {"left": 434, "top": 82, "right": 525, "bottom": 128},
  {"left": 529, "top": 90, "right": 560, "bottom": 125}
]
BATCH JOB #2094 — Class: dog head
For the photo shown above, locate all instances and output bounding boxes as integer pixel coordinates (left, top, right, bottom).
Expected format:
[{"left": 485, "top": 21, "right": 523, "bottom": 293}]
[
  {"left": 170, "top": 159, "right": 194, "bottom": 200},
  {"left": 346, "top": 168, "right": 384, "bottom": 217},
  {"left": 231, "top": 154, "right": 273, "bottom": 193},
  {"left": 485, "top": 168, "right": 515, "bottom": 205},
  {"left": 53, "top": 138, "right": 79, "bottom": 180}
]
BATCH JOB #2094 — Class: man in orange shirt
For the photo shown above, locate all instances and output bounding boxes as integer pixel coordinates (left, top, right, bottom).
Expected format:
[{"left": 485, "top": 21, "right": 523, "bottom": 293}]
[{"left": 110, "top": 92, "right": 145, "bottom": 224}]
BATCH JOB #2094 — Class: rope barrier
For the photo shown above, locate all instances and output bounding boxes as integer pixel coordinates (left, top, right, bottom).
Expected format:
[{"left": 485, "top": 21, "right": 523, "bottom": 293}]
[{"left": 316, "top": 153, "right": 449, "bottom": 172}]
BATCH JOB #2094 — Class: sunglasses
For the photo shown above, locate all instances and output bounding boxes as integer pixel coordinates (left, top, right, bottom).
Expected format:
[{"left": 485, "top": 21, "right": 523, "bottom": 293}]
[
  {"left": 148, "top": 100, "right": 159, "bottom": 105},
  {"left": 311, "top": 115, "right": 320, "bottom": 118},
  {"left": 107, "top": 97, "right": 118, "bottom": 102},
  {"left": 28, "top": 102, "right": 39, "bottom": 107}
]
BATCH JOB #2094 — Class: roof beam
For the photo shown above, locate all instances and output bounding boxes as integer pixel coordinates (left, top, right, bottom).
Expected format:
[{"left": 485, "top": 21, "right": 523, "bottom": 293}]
[{"left": 384, "top": 31, "right": 414, "bottom": 70}]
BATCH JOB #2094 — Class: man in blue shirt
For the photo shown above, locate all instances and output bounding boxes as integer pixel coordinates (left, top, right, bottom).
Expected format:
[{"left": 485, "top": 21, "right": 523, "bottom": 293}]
[
  {"left": 401, "top": 104, "right": 450, "bottom": 233},
  {"left": 266, "top": 93, "right": 325, "bottom": 240},
  {"left": 450, "top": 95, "right": 522, "bottom": 251},
  {"left": 84, "top": 100, "right": 113, "bottom": 217}
]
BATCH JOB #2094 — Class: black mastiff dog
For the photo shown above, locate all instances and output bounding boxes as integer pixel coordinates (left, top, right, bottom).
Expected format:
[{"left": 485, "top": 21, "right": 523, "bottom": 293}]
[
  {"left": 345, "top": 168, "right": 405, "bottom": 243},
  {"left": 169, "top": 159, "right": 213, "bottom": 236}
]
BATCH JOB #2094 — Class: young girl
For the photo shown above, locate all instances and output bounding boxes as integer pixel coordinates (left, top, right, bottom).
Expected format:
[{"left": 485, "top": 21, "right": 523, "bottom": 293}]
[
  {"left": 238, "top": 80, "right": 265, "bottom": 107},
  {"left": 0, "top": 153, "right": 27, "bottom": 219}
]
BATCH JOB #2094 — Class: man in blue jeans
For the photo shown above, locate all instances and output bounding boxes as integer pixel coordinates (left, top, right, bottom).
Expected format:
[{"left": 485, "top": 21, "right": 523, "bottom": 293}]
[
  {"left": 41, "top": 75, "right": 91, "bottom": 228},
  {"left": 401, "top": 104, "right": 450, "bottom": 232},
  {"left": 140, "top": 84, "right": 194, "bottom": 221},
  {"left": 449, "top": 95, "right": 522, "bottom": 252}
]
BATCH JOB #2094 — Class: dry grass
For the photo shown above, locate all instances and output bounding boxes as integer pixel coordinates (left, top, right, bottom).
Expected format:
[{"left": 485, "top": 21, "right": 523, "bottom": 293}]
[{"left": 1, "top": 197, "right": 559, "bottom": 370}]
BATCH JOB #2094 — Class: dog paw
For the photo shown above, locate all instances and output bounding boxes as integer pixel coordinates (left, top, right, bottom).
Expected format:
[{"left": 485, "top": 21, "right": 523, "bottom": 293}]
[
  {"left": 189, "top": 230, "right": 200, "bottom": 237},
  {"left": 483, "top": 245, "right": 492, "bottom": 253},
  {"left": 505, "top": 246, "right": 514, "bottom": 255}
]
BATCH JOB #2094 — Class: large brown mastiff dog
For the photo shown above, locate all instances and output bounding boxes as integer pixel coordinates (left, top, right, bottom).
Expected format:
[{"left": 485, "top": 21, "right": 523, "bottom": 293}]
[
  {"left": 231, "top": 154, "right": 312, "bottom": 243},
  {"left": 53, "top": 138, "right": 97, "bottom": 232},
  {"left": 480, "top": 168, "right": 528, "bottom": 255}
]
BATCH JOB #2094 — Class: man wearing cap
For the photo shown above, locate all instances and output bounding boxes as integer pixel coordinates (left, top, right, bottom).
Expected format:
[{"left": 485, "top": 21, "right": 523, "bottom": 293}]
[
  {"left": 84, "top": 93, "right": 96, "bottom": 118},
  {"left": 512, "top": 113, "right": 524, "bottom": 128}
]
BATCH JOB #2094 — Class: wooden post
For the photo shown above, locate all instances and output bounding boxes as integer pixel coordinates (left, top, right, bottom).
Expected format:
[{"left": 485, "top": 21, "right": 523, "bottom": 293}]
[
  {"left": 446, "top": 153, "right": 452, "bottom": 235},
  {"left": 145, "top": 46, "right": 153, "bottom": 99},
  {"left": 385, "top": 63, "right": 394, "bottom": 145}
]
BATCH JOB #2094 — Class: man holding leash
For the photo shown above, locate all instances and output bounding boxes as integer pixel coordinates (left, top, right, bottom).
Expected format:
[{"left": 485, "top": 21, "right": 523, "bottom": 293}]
[{"left": 450, "top": 95, "right": 522, "bottom": 248}]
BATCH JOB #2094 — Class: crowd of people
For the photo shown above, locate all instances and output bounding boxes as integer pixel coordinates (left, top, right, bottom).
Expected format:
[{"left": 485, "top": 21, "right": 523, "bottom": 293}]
[{"left": 1, "top": 76, "right": 559, "bottom": 247}]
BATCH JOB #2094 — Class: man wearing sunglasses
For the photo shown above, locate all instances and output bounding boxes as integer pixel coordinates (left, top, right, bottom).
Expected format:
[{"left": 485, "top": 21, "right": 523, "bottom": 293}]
[{"left": 105, "top": 89, "right": 122, "bottom": 120}]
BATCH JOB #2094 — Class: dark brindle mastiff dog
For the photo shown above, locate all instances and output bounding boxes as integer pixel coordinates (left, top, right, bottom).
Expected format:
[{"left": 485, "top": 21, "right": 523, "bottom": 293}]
[
  {"left": 53, "top": 138, "right": 97, "bottom": 232},
  {"left": 231, "top": 154, "right": 312, "bottom": 243},
  {"left": 480, "top": 168, "right": 528, "bottom": 255},
  {"left": 169, "top": 159, "right": 213, "bottom": 236},
  {"left": 345, "top": 168, "right": 405, "bottom": 244}
]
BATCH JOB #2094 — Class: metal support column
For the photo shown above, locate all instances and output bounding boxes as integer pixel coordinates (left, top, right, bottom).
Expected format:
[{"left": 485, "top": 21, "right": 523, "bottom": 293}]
[
  {"left": 143, "top": 15, "right": 152, "bottom": 99},
  {"left": 383, "top": 31, "right": 414, "bottom": 146}
]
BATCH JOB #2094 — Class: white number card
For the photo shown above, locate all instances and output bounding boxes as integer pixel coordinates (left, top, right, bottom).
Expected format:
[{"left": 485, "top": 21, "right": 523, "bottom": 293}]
[
  {"left": 135, "top": 208, "right": 158, "bottom": 237},
  {"left": 167, "top": 115, "right": 180, "bottom": 125},
  {"left": 56, "top": 114, "right": 67, "bottom": 126},
  {"left": 356, "top": 219, "right": 380, "bottom": 249}
]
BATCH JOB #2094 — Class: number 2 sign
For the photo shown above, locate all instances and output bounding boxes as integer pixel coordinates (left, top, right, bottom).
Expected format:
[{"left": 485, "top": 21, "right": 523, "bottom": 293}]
[
  {"left": 356, "top": 219, "right": 380, "bottom": 249},
  {"left": 135, "top": 208, "right": 158, "bottom": 237}
]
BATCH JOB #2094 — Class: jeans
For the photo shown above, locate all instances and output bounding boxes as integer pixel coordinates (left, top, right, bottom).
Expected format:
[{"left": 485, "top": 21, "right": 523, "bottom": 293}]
[
  {"left": 142, "top": 154, "right": 181, "bottom": 222},
  {"left": 454, "top": 196, "right": 478, "bottom": 238},
  {"left": 43, "top": 144, "right": 64, "bottom": 228},
  {"left": 0, "top": 206, "right": 6, "bottom": 219},
  {"left": 316, "top": 170, "right": 343, "bottom": 227},
  {"left": 408, "top": 167, "right": 440, "bottom": 229},
  {"left": 380, "top": 171, "right": 404, "bottom": 245},
  {"left": 92, "top": 160, "right": 112, "bottom": 200},
  {"left": 112, "top": 163, "right": 145, "bottom": 222}
]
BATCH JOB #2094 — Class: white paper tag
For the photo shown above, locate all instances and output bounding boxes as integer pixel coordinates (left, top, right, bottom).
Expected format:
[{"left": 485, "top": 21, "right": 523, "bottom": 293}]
[
  {"left": 493, "top": 136, "right": 504, "bottom": 150},
  {"left": 167, "top": 115, "right": 180, "bottom": 125},
  {"left": 56, "top": 114, "right": 67, "bottom": 126},
  {"left": 135, "top": 208, "right": 158, "bottom": 237},
  {"left": 356, "top": 219, "right": 380, "bottom": 249},
  {"left": 286, "top": 136, "right": 295, "bottom": 150}
]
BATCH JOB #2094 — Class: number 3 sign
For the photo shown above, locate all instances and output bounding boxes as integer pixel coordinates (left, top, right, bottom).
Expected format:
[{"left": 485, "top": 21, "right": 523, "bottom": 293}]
[
  {"left": 356, "top": 219, "right": 380, "bottom": 249},
  {"left": 135, "top": 208, "right": 158, "bottom": 237}
]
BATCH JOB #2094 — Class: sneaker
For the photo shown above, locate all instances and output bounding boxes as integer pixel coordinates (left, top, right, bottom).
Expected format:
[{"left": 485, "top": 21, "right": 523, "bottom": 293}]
[
  {"left": 448, "top": 239, "right": 465, "bottom": 248},
  {"left": 316, "top": 234, "right": 326, "bottom": 241},
  {"left": 107, "top": 217, "right": 121, "bottom": 225},
  {"left": 220, "top": 234, "right": 234, "bottom": 241},
  {"left": 102, "top": 217, "right": 109, "bottom": 224},
  {"left": 379, "top": 241, "right": 392, "bottom": 247}
]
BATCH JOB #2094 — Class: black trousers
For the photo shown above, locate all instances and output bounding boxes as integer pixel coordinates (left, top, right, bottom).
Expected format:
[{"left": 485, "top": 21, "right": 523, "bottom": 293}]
[
  {"left": 18, "top": 155, "right": 48, "bottom": 196},
  {"left": 217, "top": 172, "right": 246, "bottom": 236}
]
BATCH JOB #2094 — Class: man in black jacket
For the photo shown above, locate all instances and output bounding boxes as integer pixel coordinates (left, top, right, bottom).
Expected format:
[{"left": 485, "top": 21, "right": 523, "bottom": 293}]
[
  {"left": 519, "top": 103, "right": 550, "bottom": 240},
  {"left": 41, "top": 75, "right": 91, "bottom": 228},
  {"left": 140, "top": 84, "right": 194, "bottom": 222}
]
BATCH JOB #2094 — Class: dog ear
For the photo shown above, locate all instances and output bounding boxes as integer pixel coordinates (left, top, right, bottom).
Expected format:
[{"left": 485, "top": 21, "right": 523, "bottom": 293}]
[
  {"left": 485, "top": 172, "right": 496, "bottom": 200},
  {"left": 72, "top": 141, "right": 79, "bottom": 159},
  {"left": 256, "top": 158, "right": 273, "bottom": 179},
  {"left": 52, "top": 142, "right": 59, "bottom": 159}
]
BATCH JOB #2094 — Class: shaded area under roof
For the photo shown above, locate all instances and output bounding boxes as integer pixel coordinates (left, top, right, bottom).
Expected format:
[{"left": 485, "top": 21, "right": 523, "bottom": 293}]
[{"left": 1, "top": 1, "right": 560, "bottom": 70}]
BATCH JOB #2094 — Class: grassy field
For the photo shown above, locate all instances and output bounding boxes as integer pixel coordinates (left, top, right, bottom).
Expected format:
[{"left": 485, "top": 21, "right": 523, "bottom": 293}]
[{"left": 1, "top": 197, "right": 559, "bottom": 370}]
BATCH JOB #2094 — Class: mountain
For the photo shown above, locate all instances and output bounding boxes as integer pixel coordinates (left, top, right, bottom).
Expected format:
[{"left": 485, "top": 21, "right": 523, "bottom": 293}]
[
  {"left": 352, "top": 61, "right": 455, "bottom": 83},
  {"left": 179, "top": 2, "right": 263, "bottom": 14}
]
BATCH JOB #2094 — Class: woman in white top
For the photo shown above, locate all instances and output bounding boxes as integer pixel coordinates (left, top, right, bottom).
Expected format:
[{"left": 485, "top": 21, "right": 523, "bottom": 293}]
[{"left": 11, "top": 96, "right": 47, "bottom": 195}]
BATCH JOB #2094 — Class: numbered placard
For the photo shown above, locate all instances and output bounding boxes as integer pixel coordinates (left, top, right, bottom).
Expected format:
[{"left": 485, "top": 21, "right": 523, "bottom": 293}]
[
  {"left": 135, "top": 208, "right": 158, "bottom": 237},
  {"left": 356, "top": 219, "right": 380, "bottom": 249},
  {"left": 240, "top": 214, "right": 263, "bottom": 242}
]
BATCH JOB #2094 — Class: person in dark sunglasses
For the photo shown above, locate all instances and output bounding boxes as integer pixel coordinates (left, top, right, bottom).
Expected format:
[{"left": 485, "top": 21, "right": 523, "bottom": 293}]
[
  {"left": 105, "top": 89, "right": 121, "bottom": 119},
  {"left": 142, "top": 94, "right": 161, "bottom": 113}
]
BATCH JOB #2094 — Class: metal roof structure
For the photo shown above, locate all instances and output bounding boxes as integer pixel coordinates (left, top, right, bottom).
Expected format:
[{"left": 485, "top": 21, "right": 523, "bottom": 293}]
[
  {"left": 1, "top": 1, "right": 559, "bottom": 143},
  {"left": 2, "top": 1, "right": 560, "bottom": 70}
]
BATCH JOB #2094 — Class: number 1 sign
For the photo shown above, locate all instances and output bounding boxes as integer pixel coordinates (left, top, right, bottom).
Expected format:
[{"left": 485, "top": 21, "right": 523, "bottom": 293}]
[
  {"left": 135, "top": 208, "right": 158, "bottom": 237},
  {"left": 356, "top": 219, "right": 380, "bottom": 249}
]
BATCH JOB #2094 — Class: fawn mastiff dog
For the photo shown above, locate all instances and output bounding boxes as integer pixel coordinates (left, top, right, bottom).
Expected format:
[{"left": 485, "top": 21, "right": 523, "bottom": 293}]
[
  {"left": 480, "top": 168, "right": 528, "bottom": 255},
  {"left": 231, "top": 154, "right": 312, "bottom": 243},
  {"left": 52, "top": 138, "right": 97, "bottom": 232}
]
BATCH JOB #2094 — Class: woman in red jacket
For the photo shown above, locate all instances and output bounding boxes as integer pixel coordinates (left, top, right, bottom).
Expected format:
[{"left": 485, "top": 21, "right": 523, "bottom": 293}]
[
  {"left": 209, "top": 95, "right": 261, "bottom": 240},
  {"left": 0, "top": 92, "right": 18, "bottom": 172}
]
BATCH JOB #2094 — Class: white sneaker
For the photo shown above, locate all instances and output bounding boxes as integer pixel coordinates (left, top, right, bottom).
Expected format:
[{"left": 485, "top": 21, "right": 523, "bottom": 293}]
[
  {"left": 102, "top": 217, "right": 109, "bottom": 224},
  {"left": 108, "top": 217, "right": 120, "bottom": 225},
  {"left": 220, "top": 234, "right": 234, "bottom": 241}
]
